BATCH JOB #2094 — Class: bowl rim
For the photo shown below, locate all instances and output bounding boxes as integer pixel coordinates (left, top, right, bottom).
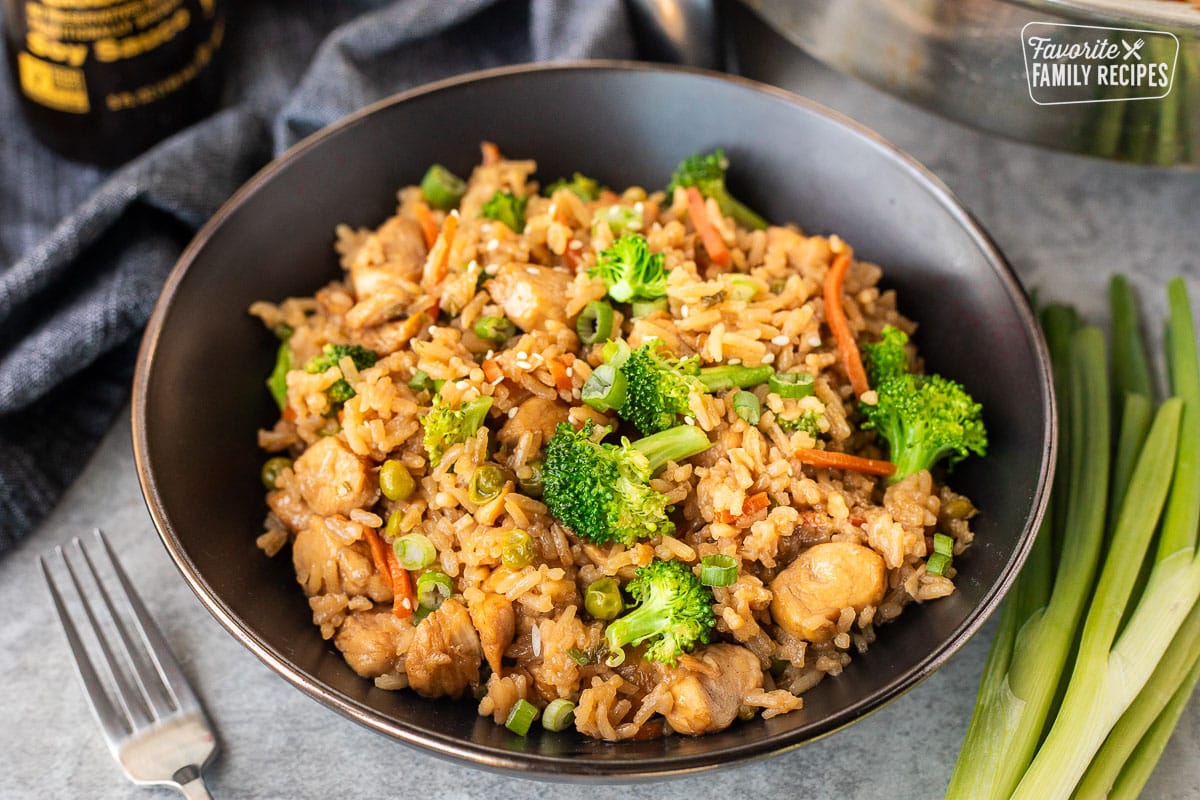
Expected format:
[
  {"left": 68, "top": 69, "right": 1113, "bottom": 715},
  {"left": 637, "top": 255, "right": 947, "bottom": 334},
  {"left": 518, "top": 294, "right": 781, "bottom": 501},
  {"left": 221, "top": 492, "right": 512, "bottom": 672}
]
[{"left": 131, "top": 59, "right": 1056, "bottom": 780}]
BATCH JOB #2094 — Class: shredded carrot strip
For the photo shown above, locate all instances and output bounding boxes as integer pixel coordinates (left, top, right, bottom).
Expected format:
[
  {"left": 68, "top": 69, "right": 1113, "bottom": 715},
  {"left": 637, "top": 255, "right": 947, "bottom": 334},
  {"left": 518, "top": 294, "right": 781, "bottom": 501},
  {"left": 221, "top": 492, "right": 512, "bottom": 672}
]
[
  {"left": 481, "top": 141, "right": 501, "bottom": 166},
  {"left": 384, "top": 545, "right": 415, "bottom": 619},
  {"left": 282, "top": 406, "right": 297, "bottom": 423},
  {"left": 794, "top": 447, "right": 896, "bottom": 477},
  {"left": 363, "top": 528, "right": 392, "bottom": 590},
  {"left": 824, "top": 253, "right": 870, "bottom": 397},
  {"left": 599, "top": 189, "right": 620, "bottom": 204},
  {"left": 685, "top": 187, "right": 730, "bottom": 266},
  {"left": 550, "top": 355, "right": 574, "bottom": 393},
  {"left": 423, "top": 210, "right": 458, "bottom": 288},
  {"left": 742, "top": 491, "right": 770, "bottom": 516},
  {"left": 482, "top": 358, "right": 504, "bottom": 384},
  {"left": 716, "top": 490, "right": 771, "bottom": 524},
  {"left": 414, "top": 201, "right": 439, "bottom": 249}
]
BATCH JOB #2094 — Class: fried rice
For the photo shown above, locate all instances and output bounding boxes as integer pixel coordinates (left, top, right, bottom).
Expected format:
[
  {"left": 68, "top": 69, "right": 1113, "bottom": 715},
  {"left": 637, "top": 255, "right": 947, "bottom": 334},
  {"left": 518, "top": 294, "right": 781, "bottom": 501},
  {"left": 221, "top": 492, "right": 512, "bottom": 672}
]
[{"left": 250, "top": 143, "right": 980, "bottom": 740}]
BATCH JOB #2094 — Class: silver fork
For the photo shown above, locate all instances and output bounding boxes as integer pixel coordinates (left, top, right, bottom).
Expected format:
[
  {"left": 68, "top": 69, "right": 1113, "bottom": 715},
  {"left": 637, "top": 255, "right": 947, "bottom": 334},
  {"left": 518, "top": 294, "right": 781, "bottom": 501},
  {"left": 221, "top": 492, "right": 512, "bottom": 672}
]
[{"left": 42, "top": 530, "right": 217, "bottom": 798}]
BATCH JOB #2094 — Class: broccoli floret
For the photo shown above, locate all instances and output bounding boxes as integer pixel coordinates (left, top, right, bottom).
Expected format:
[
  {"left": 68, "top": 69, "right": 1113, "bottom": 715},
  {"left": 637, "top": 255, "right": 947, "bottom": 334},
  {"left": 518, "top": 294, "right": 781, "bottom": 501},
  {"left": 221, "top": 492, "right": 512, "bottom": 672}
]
[
  {"left": 862, "top": 324, "right": 912, "bottom": 386},
  {"left": 587, "top": 234, "right": 668, "bottom": 304},
  {"left": 603, "top": 558, "right": 716, "bottom": 666},
  {"left": 481, "top": 190, "right": 527, "bottom": 232},
  {"left": 545, "top": 172, "right": 601, "bottom": 201},
  {"left": 302, "top": 344, "right": 378, "bottom": 411},
  {"left": 619, "top": 344, "right": 705, "bottom": 435},
  {"left": 421, "top": 394, "right": 494, "bottom": 466},
  {"left": 542, "top": 421, "right": 711, "bottom": 547},
  {"left": 860, "top": 325, "right": 988, "bottom": 482},
  {"left": 667, "top": 149, "right": 767, "bottom": 231},
  {"left": 777, "top": 410, "right": 823, "bottom": 437},
  {"left": 592, "top": 341, "right": 774, "bottom": 435}
]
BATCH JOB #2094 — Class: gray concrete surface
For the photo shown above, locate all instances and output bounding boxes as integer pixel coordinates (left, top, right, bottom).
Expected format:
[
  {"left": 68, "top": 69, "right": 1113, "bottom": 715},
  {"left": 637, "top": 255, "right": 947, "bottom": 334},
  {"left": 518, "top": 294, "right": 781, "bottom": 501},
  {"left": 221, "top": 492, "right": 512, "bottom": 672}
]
[{"left": 2, "top": 48, "right": 1197, "bottom": 800}]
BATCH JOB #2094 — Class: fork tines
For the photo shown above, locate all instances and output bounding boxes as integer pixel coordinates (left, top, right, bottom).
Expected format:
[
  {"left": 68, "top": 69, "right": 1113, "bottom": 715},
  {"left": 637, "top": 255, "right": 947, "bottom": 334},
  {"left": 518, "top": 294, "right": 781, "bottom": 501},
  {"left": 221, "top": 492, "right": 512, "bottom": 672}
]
[{"left": 41, "top": 530, "right": 203, "bottom": 751}]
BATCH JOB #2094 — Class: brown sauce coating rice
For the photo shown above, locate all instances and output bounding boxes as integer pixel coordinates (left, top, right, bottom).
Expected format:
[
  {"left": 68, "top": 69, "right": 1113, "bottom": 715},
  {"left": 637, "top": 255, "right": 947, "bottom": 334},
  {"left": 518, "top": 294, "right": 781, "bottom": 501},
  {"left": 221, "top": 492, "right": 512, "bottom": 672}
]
[{"left": 250, "top": 144, "right": 979, "bottom": 740}]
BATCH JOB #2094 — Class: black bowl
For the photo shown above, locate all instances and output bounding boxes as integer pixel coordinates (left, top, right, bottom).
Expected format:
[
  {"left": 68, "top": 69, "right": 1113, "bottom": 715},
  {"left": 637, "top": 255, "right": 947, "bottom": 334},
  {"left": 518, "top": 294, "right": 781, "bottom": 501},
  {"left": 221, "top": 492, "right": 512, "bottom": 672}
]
[{"left": 133, "top": 62, "right": 1054, "bottom": 779}]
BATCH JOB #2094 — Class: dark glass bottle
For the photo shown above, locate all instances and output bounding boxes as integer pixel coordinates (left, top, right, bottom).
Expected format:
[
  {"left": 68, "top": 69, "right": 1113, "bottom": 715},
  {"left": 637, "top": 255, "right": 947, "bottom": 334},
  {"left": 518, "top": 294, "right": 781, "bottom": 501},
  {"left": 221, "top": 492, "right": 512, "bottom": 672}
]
[{"left": 2, "top": 0, "right": 226, "bottom": 166}]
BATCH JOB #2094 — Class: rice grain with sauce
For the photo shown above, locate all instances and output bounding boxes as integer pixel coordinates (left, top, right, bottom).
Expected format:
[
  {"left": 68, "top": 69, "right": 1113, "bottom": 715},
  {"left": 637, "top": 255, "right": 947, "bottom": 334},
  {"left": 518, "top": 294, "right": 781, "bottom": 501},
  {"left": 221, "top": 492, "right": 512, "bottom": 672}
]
[{"left": 250, "top": 144, "right": 979, "bottom": 740}]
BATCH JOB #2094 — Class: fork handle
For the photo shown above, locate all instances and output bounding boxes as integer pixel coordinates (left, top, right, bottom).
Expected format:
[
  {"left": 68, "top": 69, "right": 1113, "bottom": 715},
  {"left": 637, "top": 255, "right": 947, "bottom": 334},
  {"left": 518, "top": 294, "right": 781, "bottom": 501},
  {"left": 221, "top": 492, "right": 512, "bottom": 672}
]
[{"left": 178, "top": 776, "right": 214, "bottom": 799}]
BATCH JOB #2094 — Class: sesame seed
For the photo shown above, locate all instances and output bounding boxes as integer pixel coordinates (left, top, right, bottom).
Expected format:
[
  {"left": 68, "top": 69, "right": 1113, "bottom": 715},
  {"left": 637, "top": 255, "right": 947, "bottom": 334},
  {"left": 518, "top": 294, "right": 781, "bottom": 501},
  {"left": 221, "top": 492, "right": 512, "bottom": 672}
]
[
  {"left": 569, "top": 239, "right": 583, "bottom": 250},
  {"left": 508, "top": 407, "right": 519, "bottom": 418},
  {"left": 634, "top": 202, "right": 644, "bottom": 213},
  {"left": 807, "top": 335, "right": 822, "bottom": 347},
  {"left": 491, "top": 376, "right": 505, "bottom": 386},
  {"left": 526, "top": 266, "right": 539, "bottom": 275},
  {"left": 516, "top": 351, "right": 528, "bottom": 360},
  {"left": 486, "top": 239, "right": 500, "bottom": 251},
  {"left": 548, "top": 203, "right": 557, "bottom": 218},
  {"left": 772, "top": 335, "right": 789, "bottom": 346},
  {"left": 684, "top": 416, "right": 695, "bottom": 426},
  {"left": 565, "top": 367, "right": 574, "bottom": 377},
  {"left": 516, "top": 361, "right": 533, "bottom": 370},
  {"left": 456, "top": 381, "right": 468, "bottom": 391},
  {"left": 728, "top": 358, "right": 742, "bottom": 365},
  {"left": 484, "top": 264, "right": 499, "bottom": 276},
  {"left": 680, "top": 306, "right": 690, "bottom": 318},
  {"left": 762, "top": 353, "right": 776, "bottom": 364},
  {"left": 484, "top": 350, "right": 494, "bottom": 360}
]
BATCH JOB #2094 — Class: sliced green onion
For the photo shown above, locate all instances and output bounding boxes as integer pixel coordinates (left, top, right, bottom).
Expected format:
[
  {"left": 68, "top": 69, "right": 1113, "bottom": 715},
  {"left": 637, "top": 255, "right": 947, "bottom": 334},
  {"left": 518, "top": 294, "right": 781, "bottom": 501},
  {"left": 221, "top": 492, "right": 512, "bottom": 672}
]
[
  {"left": 416, "top": 570, "right": 453, "bottom": 611},
  {"left": 267, "top": 342, "right": 293, "bottom": 411},
  {"left": 584, "top": 577, "right": 624, "bottom": 620},
  {"left": 379, "top": 459, "right": 415, "bottom": 501},
  {"left": 700, "top": 554, "right": 739, "bottom": 586},
  {"left": 469, "top": 464, "right": 509, "bottom": 505},
  {"left": 696, "top": 364, "right": 773, "bottom": 392},
  {"left": 732, "top": 391, "right": 761, "bottom": 425},
  {"left": 516, "top": 461, "right": 544, "bottom": 497},
  {"left": 502, "top": 529, "right": 536, "bottom": 570},
  {"left": 542, "top": 698, "right": 577, "bottom": 732},
  {"left": 581, "top": 364, "right": 627, "bottom": 413},
  {"left": 566, "top": 647, "right": 592, "bottom": 665},
  {"left": 729, "top": 275, "right": 758, "bottom": 302},
  {"left": 769, "top": 371, "right": 815, "bottom": 398},
  {"left": 505, "top": 698, "right": 539, "bottom": 736},
  {"left": 408, "top": 369, "right": 435, "bottom": 393},
  {"left": 933, "top": 533, "right": 955, "bottom": 558},
  {"left": 601, "top": 339, "right": 632, "bottom": 368},
  {"left": 420, "top": 164, "right": 467, "bottom": 211},
  {"left": 631, "top": 297, "right": 669, "bottom": 318},
  {"left": 385, "top": 509, "right": 403, "bottom": 538},
  {"left": 261, "top": 457, "right": 292, "bottom": 490},
  {"left": 394, "top": 534, "right": 436, "bottom": 570},
  {"left": 926, "top": 553, "right": 951, "bottom": 577},
  {"left": 591, "top": 205, "right": 642, "bottom": 236},
  {"left": 473, "top": 315, "right": 516, "bottom": 343},
  {"left": 576, "top": 300, "right": 614, "bottom": 345}
]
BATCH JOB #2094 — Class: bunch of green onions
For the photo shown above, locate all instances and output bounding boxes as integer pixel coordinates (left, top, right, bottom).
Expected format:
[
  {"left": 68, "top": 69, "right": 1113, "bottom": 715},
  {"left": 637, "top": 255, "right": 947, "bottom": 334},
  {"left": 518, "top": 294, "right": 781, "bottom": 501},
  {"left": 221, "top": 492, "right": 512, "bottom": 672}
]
[{"left": 945, "top": 276, "right": 1200, "bottom": 799}]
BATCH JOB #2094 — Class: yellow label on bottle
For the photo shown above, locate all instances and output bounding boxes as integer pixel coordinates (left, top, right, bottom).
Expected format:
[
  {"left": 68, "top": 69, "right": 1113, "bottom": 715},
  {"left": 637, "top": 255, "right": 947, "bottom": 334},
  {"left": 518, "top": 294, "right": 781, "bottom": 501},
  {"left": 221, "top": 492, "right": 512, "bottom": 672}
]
[{"left": 17, "top": 51, "right": 90, "bottom": 113}]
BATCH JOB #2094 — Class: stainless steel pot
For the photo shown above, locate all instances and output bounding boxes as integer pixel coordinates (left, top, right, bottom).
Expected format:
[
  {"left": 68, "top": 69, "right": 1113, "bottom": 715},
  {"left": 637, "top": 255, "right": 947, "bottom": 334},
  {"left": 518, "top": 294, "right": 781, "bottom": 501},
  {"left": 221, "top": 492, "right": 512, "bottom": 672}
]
[{"left": 731, "top": 0, "right": 1200, "bottom": 167}]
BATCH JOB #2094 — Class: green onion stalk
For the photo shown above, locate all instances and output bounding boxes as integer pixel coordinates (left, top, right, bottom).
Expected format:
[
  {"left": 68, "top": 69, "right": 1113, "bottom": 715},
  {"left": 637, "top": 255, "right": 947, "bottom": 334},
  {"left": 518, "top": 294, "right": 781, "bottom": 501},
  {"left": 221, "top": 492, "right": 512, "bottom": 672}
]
[
  {"left": 944, "top": 317, "right": 1112, "bottom": 800},
  {"left": 1010, "top": 278, "right": 1200, "bottom": 799}
]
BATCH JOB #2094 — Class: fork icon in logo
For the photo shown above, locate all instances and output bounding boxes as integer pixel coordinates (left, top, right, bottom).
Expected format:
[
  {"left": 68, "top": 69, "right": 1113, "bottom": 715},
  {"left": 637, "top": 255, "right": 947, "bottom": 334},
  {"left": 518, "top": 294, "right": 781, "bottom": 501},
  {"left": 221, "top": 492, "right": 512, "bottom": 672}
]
[{"left": 1122, "top": 38, "right": 1145, "bottom": 61}]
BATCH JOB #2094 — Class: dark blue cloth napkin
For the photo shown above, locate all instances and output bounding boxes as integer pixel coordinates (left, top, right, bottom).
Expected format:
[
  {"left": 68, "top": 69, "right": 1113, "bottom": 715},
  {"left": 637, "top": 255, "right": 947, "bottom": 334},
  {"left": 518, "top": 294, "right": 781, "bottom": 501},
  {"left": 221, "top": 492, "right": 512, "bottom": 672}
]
[{"left": 0, "top": 0, "right": 639, "bottom": 549}]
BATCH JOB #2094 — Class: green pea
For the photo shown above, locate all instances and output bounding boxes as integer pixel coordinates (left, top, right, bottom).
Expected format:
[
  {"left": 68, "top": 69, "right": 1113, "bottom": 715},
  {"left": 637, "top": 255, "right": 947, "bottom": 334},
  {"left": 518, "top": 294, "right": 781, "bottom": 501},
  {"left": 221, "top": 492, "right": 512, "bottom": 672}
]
[
  {"left": 516, "top": 461, "right": 544, "bottom": 497},
  {"left": 379, "top": 459, "right": 415, "bottom": 501},
  {"left": 261, "top": 457, "right": 292, "bottom": 490},
  {"left": 501, "top": 529, "right": 536, "bottom": 570},
  {"left": 469, "top": 464, "right": 510, "bottom": 505},
  {"left": 584, "top": 577, "right": 623, "bottom": 620}
]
